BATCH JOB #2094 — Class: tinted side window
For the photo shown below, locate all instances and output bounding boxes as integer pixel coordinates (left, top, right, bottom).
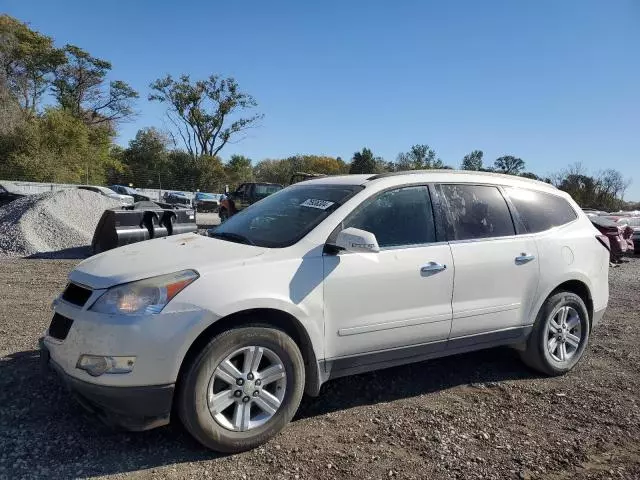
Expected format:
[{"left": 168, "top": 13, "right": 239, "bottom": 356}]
[
  {"left": 342, "top": 186, "right": 436, "bottom": 248},
  {"left": 505, "top": 187, "right": 577, "bottom": 233},
  {"left": 440, "top": 184, "right": 515, "bottom": 240}
]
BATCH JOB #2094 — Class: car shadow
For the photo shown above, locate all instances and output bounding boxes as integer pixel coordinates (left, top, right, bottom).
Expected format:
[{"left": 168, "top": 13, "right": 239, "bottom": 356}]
[
  {"left": 0, "top": 346, "right": 539, "bottom": 477},
  {"left": 26, "top": 246, "right": 92, "bottom": 259}
]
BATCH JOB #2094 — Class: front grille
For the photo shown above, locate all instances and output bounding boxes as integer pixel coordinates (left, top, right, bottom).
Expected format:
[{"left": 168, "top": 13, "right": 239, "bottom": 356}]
[
  {"left": 48, "top": 313, "right": 74, "bottom": 341},
  {"left": 62, "top": 283, "right": 92, "bottom": 307}
]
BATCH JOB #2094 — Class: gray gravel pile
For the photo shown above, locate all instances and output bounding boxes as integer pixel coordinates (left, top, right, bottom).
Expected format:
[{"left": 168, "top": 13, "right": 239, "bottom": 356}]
[{"left": 0, "top": 189, "right": 120, "bottom": 258}]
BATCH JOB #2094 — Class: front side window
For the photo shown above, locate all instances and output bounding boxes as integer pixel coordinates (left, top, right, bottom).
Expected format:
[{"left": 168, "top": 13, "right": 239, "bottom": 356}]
[
  {"left": 212, "top": 184, "right": 362, "bottom": 248},
  {"left": 505, "top": 187, "right": 577, "bottom": 233},
  {"left": 439, "top": 184, "right": 515, "bottom": 241},
  {"left": 335, "top": 186, "right": 436, "bottom": 248}
]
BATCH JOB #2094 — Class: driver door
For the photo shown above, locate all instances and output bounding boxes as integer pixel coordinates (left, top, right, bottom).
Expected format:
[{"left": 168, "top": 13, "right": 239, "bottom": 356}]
[{"left": 323, "top": 185, "right": 454, "bottom": 361}]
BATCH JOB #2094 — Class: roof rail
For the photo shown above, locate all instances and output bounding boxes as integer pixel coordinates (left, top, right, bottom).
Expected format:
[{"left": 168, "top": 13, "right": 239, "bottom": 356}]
[{"left": 367, "top": 169, "right": 555, "bottom": 188}]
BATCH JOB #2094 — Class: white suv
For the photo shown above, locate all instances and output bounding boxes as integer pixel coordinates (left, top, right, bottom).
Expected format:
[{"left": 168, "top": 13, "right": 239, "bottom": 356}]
[{"left": 41, "top": 170, "right": 609, "bottom": 452}]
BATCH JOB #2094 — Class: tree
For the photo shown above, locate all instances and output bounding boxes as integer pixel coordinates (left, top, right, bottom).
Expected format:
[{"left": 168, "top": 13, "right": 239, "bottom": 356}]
[
  {"left": 395, "top": 144, "right": 443, "bottom": 170},
  {"left": 349, "top": 148, "right": 380, "bottom": 174},
  {"left": 494, "top": 155, "right": 525, "bottom": 175},
  {"left": 253, "top": 158, "right": 292, "bottom": 185},
  {"left": 0, "top": 15, "right": 65, "bottom": 113},
  {"left": 461, "top": 150, "right": 483, "bottom": 171},
  {"left": 225, "top": 154, "right": 254, "bottom": 187},
  {"left": 149, "top": 74, "right": 262, "bottom": 159},
  {"left": 252, "top": 155, "right": 346, "bottom": 185},
  {"left": 0, "top": 107, "right": 119, "bottom": 184},
  {"left": 53, "top": 45, "right": 138, "bottom": 125},
  {"left": 553, "top": 162, "right": 631, "bottom": 210},
  {"left": 120, "top": 128, "right": 170, "bottom": 188},
  {"left": 519, "top": 171, "right": 542, "bottom": 180}
]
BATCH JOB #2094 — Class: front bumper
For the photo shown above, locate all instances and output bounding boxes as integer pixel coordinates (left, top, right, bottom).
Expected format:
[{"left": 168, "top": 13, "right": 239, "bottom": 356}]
[{"left": 41, "top": 339, "right": 173, "bottom": 431}]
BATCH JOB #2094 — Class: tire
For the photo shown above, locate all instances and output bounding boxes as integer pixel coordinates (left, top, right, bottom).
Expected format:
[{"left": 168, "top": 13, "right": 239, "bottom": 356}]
[
  {"left": 519, "top": 291, "right": 590, "bottom": 376},
  {"left": 178, "top": 326, "right": 305, "bottom": 453}
]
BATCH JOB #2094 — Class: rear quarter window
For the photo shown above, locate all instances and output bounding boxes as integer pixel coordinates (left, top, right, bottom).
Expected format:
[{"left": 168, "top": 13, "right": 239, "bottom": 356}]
[{"left": 505, "top": 187, "right": 577, "bottom": 233}]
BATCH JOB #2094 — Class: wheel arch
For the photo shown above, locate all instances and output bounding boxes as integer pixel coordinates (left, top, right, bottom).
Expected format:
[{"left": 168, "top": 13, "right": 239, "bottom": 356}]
[
  {"left": 548, "top": 279, "right": 594, "bottom": 326},
  {"left": 176, "top": 308, "right": 323, "bottom": 397}
]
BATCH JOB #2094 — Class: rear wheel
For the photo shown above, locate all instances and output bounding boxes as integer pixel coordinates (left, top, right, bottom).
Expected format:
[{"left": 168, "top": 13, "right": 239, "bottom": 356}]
[
  {"left": 520, "top": 291, "right": 590, "bottom": 376},
  {"left": 178, "top": 326, "right": 305, "bottom": 453}
]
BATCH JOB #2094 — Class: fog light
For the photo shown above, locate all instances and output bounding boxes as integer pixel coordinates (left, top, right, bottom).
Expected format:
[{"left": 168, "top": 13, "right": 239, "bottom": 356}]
[{"left": 76, "top": 355, "right": 136, "bottom": 377}]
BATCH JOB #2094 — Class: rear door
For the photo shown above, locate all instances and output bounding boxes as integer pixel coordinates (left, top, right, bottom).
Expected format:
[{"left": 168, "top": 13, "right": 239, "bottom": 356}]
[{"left": 436, "top": 184, "right": 540, "bottom": 339}]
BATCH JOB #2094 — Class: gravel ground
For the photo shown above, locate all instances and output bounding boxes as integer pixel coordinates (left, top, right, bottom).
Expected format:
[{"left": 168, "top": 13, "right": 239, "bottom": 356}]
[
  {"left": 0, "top": 258, "right": 639, "bottom": 479},
  {"left": 0, "top": 190, "right": 120, "bottom": 258}
]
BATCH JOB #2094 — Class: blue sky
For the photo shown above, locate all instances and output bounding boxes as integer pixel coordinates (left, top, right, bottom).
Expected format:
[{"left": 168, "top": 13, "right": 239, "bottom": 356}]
[{"left": 5, "top": 0, "right": 640, "bottom": 199}]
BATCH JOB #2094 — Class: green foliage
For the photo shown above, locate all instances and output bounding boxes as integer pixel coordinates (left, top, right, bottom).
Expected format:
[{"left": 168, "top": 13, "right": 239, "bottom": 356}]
[
  {"left": 349, "top": 148, "right": 381, "bottom": 174},
  {"left": 494, "top": 155, "right": 525, "bottom": 175},
  {"left": 0, "top": 14, "right": 65, "bottom": 113},
  {"left": 225, "top": 154, "right": 254, "bottom": 187},
  {"left": 395, "top": 144, "right": 443, "bottom": 170},
  {"left": 461, "top": 150, "right": 483, "bottom": 171},
  {"left": 0, "top": 108, "right": 118, "bottom": 184},
  {"left": 149, "top": 74, "right": 263, "bottom": 158},
  {"left": 111, "top": 128, "right": 170, "bottom": 188},
  {"left": 53, "top": 45, "right": 138, "bottom": 125},
  {"left": 253, "top": 155, "right": 346, "bottom": 186},
  {"left": 553, "top": 163, "right": 631, "bottom": 210}
]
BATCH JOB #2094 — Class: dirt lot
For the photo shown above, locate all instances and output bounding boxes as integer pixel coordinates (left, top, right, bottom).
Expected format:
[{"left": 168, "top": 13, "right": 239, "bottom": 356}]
[{"left": 1, "top": 258, "right": 639, "bottom": 480}]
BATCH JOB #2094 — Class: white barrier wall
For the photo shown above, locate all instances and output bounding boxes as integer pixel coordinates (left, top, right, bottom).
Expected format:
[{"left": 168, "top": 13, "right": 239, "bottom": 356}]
[{"left": 0, "top": 180, "right": 183, "bottom": 202}]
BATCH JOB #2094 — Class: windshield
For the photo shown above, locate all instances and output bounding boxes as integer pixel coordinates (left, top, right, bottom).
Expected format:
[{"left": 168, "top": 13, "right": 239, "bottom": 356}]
[
  {"left": 196, "top": 193, "right": 215, "bottom": 199},
  {"left": 212, "top": 184, "right": 362, "bottom": 247}
]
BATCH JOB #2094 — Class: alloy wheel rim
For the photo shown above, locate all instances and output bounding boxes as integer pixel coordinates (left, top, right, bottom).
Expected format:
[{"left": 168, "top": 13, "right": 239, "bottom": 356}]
[
  {"left": 207, "top": 346, "right": 287, "bottom": 432},
  {"left": 546, "top": 305, "right": 582, "bottom": 363}
]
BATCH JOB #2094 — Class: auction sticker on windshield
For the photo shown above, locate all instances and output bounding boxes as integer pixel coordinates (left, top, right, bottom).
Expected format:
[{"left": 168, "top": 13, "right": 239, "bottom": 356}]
[{"left": 300, "top": 199, "right": 335, "bottom": 210}]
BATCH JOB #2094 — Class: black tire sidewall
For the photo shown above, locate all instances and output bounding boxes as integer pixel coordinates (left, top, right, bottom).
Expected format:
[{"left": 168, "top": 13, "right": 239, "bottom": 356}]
[
  {"left": 179, "top": 327, "right": 305, "bottom": 453},
  {"left": 535, "top": 292, "right": 590, "bottom": 374}
]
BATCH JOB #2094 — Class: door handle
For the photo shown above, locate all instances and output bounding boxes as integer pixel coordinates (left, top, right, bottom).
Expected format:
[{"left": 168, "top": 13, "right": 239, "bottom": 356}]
[
  {"left": 420, "top": 262, "right": 447, "bottom": 274},
  {"left": 515, "top": 253, "right": 536, "bottom": 265}
]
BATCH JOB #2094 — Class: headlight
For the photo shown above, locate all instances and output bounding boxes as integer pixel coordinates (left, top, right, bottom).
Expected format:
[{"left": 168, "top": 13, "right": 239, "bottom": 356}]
[{"left": 90, "top": 270, "right": 198, "bottom": 315}]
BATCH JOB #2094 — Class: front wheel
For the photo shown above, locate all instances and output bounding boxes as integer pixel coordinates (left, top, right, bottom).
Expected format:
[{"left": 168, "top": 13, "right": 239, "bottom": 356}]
[
  {"left": 178, "top": 326, "right": 305, "bottom": 453},
  {"left": 520, "top": 291, "right": 590, "bottom": 376}
]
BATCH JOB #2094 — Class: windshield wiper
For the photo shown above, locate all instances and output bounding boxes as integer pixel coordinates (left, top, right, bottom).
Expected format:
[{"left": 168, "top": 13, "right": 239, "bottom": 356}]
[{"left": 210, "top": 231, "right": 256, "bottom": 246}]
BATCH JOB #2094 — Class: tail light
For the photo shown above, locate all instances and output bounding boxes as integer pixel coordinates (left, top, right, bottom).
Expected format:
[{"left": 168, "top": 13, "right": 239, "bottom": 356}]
[{"left": 596, "top": 234, "right": 610, "bottom": 251}]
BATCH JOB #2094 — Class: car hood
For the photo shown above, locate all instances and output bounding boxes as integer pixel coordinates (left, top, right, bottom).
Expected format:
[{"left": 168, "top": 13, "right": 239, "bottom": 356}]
[
  {"left": 109, "top": 193, "right": 134, "bottom": 201},
  {"left": 69, "top": 233, "right": 265, "bottom": 289}
]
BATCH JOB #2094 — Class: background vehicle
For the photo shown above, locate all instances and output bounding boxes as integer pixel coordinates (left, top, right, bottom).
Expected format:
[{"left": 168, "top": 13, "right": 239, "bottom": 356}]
[
  {"left": 76, "top": 185, "right": 134, "bottom": 205},
  {"left": 162, "top": 191, "right": 192, "bottom": 207},
  {"left": 109, "top": 185, "right": 150, "bottom": 202},
  {"left": 590, "top": 215, "right": 629, "bottom": 262},
  {"left": 218, "top": 182, "right": 283, "bottom": 221},
  {"left": 606, "top": 216, "right": 640, "bottom": 251},
  {"left": 193, "top": 192, "right": 221, "bottom": 212}
]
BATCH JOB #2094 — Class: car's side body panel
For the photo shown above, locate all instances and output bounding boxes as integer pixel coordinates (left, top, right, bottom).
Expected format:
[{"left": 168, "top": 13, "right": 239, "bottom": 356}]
[{"left": 43, "top": 170, "right": 610, "bottom": 434}]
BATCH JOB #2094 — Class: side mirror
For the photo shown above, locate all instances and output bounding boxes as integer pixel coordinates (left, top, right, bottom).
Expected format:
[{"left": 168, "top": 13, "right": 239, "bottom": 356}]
[{"left": 335, "top": 227, "right": 380, "bottom": 253}]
